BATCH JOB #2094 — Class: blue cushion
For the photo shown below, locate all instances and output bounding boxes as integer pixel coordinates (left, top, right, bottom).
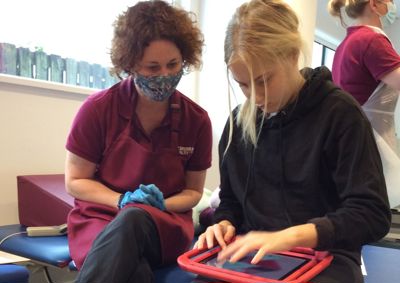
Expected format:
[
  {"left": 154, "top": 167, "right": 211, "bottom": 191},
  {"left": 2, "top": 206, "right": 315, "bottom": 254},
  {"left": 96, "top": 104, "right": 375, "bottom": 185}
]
[
  {"left": 362, "top": 245, "right": 400, "bottom": 283},
  {"left": 0, "top": 264, "right": 29, "bottom": 283},
  {"left": 0, "top": 224, "right": 70, "bottom": 267}
]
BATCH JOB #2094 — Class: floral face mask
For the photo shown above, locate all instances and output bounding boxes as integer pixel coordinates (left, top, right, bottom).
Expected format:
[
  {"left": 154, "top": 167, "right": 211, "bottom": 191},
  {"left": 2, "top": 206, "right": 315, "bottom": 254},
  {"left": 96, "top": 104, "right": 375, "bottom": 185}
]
[{"left": 134, "top": 70, "right": 183, "bottom": 102}]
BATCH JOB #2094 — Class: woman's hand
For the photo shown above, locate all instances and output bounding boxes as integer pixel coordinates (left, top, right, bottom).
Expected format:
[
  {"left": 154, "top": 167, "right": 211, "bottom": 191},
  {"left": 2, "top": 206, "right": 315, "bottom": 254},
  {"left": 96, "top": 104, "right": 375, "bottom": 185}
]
[
  {"left": 195, "top": 220, "right": 236, "bottom": 250},
  {"left": 217, "top": 223, "right": 317, "bottom": 264},
  {"left": 118, "top": 184, "right": 165, "bottom": 210}
]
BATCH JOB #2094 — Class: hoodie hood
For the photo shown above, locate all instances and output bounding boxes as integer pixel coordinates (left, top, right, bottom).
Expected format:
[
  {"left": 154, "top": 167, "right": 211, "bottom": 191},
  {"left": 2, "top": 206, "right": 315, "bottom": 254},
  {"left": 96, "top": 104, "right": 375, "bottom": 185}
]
[{"left": 263, "top": 66, "right": 340, "bottom": 128}]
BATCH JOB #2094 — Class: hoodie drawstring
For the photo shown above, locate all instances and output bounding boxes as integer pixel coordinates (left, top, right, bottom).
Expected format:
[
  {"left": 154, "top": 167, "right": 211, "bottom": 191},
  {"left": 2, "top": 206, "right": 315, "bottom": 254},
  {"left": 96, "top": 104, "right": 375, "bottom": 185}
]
[{"left": 279, "top": 111, "right": 293, "bottom": 226}]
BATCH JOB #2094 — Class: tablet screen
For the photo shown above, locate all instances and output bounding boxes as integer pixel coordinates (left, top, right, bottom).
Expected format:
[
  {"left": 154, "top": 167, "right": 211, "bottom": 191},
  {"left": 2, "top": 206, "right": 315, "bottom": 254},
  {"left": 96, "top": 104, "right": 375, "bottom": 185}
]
[{"left": 201, "top": 251, "right": 309, "bottom": 280}]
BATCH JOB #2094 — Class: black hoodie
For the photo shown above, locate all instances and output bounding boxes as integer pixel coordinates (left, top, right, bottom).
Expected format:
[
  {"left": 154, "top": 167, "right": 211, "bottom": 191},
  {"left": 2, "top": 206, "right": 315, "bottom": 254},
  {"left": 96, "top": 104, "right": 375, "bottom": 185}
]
[{"left": 214, "top": 66, "right": 391, "bottom": 261}]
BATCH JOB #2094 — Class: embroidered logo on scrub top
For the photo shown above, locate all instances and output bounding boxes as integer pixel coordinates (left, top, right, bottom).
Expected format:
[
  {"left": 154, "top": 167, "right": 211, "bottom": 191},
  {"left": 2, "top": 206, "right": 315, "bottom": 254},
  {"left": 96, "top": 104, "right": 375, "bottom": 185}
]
[{"left": 178, "top": 146, "right": 194, "bottom": 156}]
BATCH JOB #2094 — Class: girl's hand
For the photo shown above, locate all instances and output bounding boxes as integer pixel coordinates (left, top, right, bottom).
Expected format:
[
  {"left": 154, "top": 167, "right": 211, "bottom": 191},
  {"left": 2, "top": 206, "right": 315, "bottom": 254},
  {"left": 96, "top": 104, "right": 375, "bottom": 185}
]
[
  {"left": 195, "top": 220, "right": 236, "bottom": 250},
  {"left": 218, "top": 224, "right": 317, "bottom": 264}
]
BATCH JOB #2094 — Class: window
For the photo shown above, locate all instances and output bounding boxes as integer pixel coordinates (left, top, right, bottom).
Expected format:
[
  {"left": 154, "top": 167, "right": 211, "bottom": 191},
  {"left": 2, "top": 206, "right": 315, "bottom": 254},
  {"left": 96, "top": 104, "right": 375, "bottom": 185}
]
[
  {"left": 323, "top": 47, "right": 335, "bottom": 70},
  {"left": 311, "top": 41, "right": 336, "bottom": 70},
  {"left": 0, "top": 0, "right": 175, "bottom": 88},
  {"left": 311, "top": 42, "right": 323, "bottom": 69}
]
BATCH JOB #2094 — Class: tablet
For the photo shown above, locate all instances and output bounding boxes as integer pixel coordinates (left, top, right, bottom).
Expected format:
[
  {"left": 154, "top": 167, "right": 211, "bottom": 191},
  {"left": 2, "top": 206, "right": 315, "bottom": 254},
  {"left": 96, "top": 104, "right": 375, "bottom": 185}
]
[
  {"left": 203, "top": 250, "right": 308, "bottom": 280},
  {"left": 178, "top": 245, "right": 333, "bottom": 283}
]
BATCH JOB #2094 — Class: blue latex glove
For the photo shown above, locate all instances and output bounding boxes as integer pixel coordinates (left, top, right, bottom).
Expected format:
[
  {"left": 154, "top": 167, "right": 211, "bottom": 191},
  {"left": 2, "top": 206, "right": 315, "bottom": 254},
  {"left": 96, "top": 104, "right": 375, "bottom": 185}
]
[
  {"left": 119, "top": 184, "right": 165, "bottom": 210},
  {"left": 118, "top": 189, "right": 157, "bottom": 209},
  {"left": 139, "top": 184, "right": 165, "bottom": 211}
]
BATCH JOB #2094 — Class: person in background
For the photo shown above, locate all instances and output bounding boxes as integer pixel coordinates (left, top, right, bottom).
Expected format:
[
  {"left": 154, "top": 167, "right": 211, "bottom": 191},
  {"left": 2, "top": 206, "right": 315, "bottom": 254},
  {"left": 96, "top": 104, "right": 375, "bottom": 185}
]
[
  {"left": 65, "top": 1, "right": 212, "bottom": 282},
  {"left": 196, "top": 0, "right": 391, "bottom": 282},
  {"left": 329, "top": 0, "right": 400, "bottom": 104},
  {"left": 329, "top": 0, "right": 400, "bottom": 208}
]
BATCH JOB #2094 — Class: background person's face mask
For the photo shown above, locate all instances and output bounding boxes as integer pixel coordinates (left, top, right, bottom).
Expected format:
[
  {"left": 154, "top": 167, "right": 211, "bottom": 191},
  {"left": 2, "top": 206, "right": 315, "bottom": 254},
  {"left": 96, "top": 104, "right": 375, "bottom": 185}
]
[
  {"left": 379, "top": 1, "right": 397, "bottom": 28},
  {"left": 134, "top": 70, "right": 183, "bottom": 101}
]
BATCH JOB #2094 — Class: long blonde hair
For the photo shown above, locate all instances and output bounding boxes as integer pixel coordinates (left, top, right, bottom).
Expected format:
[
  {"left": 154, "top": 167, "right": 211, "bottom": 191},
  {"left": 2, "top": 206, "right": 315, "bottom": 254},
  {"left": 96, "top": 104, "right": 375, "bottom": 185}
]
[{"left": 224, "top": 0, "right": 303, "bottom": 148}]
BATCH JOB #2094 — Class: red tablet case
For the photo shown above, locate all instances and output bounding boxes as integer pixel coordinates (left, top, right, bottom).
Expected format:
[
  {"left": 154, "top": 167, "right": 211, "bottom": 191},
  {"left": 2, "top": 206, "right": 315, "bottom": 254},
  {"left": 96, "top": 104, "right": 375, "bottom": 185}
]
[{"left": 178, "top": 246, "right": 333, "bottom": 283}]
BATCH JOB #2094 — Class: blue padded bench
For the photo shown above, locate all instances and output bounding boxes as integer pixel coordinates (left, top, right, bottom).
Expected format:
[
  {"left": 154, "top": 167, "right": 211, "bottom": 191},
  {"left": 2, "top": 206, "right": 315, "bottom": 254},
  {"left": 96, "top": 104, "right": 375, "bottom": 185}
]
[
  {"left": 0, "top": 264, "right": 29, "bottom": 283},
  {"left": 0, "top": 224, "right": 70, "bottom": 268},
  {"left": 0, "top": 224, "right": 200, "bottom": 282}
]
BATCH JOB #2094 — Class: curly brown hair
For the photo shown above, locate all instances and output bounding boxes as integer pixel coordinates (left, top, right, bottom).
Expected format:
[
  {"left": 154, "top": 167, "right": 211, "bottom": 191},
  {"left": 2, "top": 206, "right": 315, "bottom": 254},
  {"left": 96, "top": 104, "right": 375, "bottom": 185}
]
[{"left": 110, "top": 0, "right": 204, "bottom": 77}]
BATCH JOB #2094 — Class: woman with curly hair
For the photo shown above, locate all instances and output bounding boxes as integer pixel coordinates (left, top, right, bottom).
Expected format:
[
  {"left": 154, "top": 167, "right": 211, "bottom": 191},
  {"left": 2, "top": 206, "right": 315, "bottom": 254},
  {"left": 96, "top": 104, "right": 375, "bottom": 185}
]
[{"left": 65, "top": 1, "right": 212, "bottom": 282}]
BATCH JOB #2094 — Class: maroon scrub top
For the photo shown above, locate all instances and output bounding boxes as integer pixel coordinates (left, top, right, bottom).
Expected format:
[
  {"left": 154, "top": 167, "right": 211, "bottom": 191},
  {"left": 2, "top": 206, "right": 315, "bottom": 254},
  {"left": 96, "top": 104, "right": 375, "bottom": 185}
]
[
  {"left": 66, "top": 78, "right": 212, "bottom": 269},
  {"left": 332, "top": 26, "right": 400, "bottom": 105}
]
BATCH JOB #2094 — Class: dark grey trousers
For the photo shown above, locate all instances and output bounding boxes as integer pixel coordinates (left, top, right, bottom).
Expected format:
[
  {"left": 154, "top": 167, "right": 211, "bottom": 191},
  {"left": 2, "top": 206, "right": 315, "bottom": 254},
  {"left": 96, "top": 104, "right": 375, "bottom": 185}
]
[{"left": 76, "top": 207, "right": 162, "bottom": 283}]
